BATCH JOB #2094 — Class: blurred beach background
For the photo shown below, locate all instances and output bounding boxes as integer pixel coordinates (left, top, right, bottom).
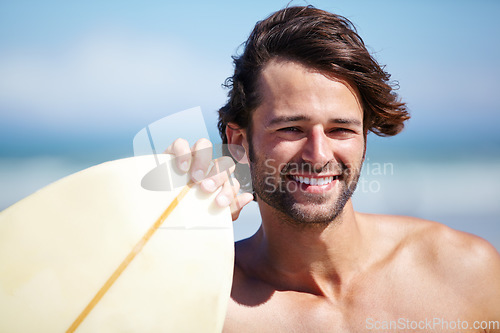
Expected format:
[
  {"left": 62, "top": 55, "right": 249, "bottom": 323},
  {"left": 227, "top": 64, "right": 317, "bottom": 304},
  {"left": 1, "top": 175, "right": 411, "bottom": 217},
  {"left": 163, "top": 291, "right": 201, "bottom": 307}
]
[{"left": 1, "top": 0, "right": 499, "bottom": 250}]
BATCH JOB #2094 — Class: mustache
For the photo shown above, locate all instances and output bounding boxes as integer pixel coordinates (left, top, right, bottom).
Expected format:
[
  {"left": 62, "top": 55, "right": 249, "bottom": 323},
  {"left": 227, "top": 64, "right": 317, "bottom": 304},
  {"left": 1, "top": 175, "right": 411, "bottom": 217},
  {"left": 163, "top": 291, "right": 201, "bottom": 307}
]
[{"left": 279, "top": 160, "right": 350, "bottom": 176}]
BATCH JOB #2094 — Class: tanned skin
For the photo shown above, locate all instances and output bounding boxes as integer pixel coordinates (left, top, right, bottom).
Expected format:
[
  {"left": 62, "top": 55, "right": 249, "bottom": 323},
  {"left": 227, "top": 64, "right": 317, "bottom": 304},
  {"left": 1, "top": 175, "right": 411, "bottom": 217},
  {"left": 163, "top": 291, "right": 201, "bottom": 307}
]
[
  {"left": 222, "top": 60, "right": 500, "bottom": 333},
  {"left": 167, "top": 59, "right": 500, "bottom": 332}
]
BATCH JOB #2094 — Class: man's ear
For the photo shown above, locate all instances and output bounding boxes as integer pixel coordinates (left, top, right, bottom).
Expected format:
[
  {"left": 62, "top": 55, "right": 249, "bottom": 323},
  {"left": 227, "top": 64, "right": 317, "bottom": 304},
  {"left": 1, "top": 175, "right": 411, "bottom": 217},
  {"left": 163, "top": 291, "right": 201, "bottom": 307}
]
[{"left": 226, "top": 122, "right": 249, "bottom": 164}]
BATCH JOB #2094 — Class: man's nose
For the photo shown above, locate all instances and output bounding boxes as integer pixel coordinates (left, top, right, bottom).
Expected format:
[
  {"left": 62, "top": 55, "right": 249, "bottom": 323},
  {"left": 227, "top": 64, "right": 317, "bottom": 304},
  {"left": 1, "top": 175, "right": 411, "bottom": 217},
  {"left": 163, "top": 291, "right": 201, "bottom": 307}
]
[{"left": 301, "top": 126, "right": 333, "bottom": 168}]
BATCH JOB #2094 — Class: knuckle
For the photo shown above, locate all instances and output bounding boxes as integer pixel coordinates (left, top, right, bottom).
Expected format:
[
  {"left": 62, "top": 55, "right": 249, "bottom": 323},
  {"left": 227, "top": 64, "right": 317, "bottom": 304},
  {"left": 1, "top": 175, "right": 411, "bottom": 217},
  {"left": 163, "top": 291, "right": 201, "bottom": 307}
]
[
  {"left": 219, "top": 156, "right": 235, "bottom": 167},
  {"left": 212, "top": 170, "right": 228, "bottom": 184},
  {"left": 193, "top": 138, "right": 212, "bottom": 150},
  {"left": 172, "top": 139, "right": 191, "bottom": 157},
  {"left": 173, "top": 138, "right": 189, "bottom": 148}
]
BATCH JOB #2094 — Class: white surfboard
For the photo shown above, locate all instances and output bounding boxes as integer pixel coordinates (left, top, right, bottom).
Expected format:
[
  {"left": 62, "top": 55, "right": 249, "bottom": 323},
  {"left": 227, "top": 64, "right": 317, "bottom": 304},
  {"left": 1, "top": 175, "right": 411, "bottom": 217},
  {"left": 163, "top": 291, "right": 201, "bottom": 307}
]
[{"left": 0, "top": 154, "right": 234, "bottom": 333}]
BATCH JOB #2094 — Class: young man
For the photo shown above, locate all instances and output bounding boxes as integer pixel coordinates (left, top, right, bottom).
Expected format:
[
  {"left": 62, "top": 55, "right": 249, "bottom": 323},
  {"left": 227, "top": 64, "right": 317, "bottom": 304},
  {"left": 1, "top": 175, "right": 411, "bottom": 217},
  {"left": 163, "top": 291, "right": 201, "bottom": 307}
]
[{"left": 167, "top": 6, "right": 500, "bottom": 332}]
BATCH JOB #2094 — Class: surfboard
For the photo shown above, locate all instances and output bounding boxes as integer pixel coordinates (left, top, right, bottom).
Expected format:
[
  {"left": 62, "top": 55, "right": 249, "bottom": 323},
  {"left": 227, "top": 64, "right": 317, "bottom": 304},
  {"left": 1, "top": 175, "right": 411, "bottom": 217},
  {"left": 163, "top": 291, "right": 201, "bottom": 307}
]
[{"left": 0, "top": 154, "right": 234, "bottom": 333}]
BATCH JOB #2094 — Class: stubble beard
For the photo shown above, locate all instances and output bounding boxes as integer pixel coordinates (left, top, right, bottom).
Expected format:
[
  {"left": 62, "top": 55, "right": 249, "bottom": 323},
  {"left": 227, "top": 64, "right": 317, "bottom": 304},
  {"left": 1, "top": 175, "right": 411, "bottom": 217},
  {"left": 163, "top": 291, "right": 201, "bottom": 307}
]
[{"left": 247, "top": 140, "right": 362, "bottom": 227}]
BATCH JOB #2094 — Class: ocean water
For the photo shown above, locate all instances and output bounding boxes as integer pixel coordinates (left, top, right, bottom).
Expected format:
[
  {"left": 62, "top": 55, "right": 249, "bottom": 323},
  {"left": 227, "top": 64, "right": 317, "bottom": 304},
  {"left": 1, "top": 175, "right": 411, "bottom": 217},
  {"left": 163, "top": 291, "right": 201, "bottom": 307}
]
[{"left": 1, "top": 155, "right": 499, "bottom": 251}]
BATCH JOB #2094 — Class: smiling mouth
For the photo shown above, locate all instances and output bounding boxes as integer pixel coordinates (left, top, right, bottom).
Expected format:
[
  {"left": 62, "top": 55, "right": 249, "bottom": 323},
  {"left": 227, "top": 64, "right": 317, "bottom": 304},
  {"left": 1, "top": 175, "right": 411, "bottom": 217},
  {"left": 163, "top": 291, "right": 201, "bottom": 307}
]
[{"left": 288, "top": 175, "right": 339, "bottom": 186}]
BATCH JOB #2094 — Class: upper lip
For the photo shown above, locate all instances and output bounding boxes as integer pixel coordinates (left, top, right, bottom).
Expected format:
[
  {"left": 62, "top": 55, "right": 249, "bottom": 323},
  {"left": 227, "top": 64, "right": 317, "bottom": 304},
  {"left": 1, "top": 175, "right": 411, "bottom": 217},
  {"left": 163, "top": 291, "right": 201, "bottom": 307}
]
[{"left": 287, "top": 174, "right": 340, "bottom": 178}]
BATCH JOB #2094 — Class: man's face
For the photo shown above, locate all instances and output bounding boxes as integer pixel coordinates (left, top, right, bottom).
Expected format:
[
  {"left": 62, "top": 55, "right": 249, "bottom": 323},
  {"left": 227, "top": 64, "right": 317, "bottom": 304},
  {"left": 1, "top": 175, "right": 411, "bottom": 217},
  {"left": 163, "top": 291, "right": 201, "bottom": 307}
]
[{"left": 243, "top": 59, "right": 365, "bottom": 225}]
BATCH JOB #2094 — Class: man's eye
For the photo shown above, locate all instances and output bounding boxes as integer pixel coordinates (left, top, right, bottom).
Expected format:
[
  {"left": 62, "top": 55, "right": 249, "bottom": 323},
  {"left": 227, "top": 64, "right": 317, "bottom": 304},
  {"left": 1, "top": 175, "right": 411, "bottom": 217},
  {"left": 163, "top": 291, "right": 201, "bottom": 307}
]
[
  {"left": 330, "top": 128, "right": 353, "bottom": 133},
  {"left": 278, "top": 127, "right": 300, "bottom": 132}
]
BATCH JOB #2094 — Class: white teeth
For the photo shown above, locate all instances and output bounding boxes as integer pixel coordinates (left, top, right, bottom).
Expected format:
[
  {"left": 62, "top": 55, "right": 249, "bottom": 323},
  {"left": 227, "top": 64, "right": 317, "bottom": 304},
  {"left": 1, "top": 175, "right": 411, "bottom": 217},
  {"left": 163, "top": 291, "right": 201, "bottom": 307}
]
[{"left": 291, "top": 175, "right": 335, "bottom": 186}]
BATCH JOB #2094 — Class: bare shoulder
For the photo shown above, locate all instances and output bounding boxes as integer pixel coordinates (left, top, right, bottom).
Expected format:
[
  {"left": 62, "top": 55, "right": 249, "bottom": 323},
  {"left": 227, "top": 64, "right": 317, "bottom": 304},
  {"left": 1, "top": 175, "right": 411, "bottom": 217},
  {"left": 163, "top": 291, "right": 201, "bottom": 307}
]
[
  {"left": 410, "top": 216, "right": 500, "bottom": 318},
  {"left": 359, "top": 212, "right": 500, "bottom": 261},
  {"left": 359, "top": 212, "right": 500, "bottom": 316},
  {"left": 394, "top": 215, "right": 500, "bottom": 274}
]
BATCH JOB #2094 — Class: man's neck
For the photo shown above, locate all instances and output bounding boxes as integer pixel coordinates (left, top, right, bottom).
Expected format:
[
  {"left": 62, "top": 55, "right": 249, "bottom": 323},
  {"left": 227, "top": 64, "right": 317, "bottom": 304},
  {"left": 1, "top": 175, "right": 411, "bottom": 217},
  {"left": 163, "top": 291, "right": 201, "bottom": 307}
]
[{"left": 239, "top": 199, "right": 373, "bottom": 299}]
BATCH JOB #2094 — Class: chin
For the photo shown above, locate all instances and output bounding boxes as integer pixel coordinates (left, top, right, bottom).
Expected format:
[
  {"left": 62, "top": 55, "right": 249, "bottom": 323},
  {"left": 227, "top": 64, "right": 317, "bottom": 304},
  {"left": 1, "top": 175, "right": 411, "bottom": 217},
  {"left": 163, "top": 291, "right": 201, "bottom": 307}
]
[{"left": 283, "top": 203, "right": 344, "bottom": 226}]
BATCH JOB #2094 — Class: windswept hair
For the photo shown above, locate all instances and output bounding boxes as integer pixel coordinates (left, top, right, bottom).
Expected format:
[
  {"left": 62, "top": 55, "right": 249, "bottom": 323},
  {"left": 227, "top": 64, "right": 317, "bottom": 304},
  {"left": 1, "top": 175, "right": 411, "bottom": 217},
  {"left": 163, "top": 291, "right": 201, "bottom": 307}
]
[{"left": 218, "top": 5, "right": 409, "bottom": 144}]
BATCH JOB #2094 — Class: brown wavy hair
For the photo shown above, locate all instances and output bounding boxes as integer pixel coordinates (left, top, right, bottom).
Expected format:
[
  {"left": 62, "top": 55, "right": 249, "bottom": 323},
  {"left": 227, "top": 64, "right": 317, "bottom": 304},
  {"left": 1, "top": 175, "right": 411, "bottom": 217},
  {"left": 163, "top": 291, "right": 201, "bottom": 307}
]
[{"left": 218, "top": 5, "right": 409, "bottom": 145}]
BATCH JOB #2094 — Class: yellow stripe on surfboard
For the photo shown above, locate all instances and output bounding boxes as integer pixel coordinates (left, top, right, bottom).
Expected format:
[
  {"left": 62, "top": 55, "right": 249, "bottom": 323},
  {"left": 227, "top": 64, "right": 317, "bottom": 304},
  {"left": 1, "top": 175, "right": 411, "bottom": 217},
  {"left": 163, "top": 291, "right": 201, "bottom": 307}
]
[{"left": 66, "top": 183, "right": 193, "bottom": 333}]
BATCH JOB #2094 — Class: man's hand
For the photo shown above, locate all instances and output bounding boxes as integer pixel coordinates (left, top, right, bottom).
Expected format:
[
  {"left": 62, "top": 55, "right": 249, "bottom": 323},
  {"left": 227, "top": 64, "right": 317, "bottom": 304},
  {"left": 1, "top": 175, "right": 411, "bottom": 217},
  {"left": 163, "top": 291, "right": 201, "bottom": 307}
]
[{"left": 164, "top": 138, "right": 253, "bottom": 221}]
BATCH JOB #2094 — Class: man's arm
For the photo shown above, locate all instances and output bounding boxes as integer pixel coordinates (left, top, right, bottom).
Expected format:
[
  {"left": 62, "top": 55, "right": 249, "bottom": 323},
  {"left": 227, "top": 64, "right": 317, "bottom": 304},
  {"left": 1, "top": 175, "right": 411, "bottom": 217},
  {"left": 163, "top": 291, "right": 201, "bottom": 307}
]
[{"left": 469, "top": 236, "right": 500, "bottom": 320}]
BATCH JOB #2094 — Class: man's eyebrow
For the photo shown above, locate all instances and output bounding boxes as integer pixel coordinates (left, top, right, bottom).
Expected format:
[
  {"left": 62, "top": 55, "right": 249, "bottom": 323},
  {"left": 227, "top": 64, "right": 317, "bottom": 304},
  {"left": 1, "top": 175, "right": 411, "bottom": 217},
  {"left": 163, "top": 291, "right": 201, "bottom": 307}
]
[
  {"left": 268, "top": 116, "right": 362, "bottom": 127},
  {"left": 329, "top": 118, "right": 362, "bottom": 127},
  {"left": 268, "top": 115, "right": 309, "bottom": 125}
]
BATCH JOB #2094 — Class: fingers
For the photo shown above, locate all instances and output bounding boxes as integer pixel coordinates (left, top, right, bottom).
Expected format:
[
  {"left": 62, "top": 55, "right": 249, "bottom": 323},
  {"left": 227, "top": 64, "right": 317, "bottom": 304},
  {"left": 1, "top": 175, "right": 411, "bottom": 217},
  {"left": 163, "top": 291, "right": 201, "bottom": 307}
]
[
  {"left": 231, "top": 192, "right": 254, "bottom": 221},
  {"left": 209, "top": 175, "right": 253, "bottom": 221},
  {"left": 165, "top": 138, "right": 251, "bottom": 220},
  {"left": 197, "top": 154, "right": 251, "bottom": 221},
  {"left": 190, "top": 139, "right": 213, "bottom": 182},
  {"left": 164, "top": 138, "right": 191, "bottom": 172},
  {"left": 164, "top": 138, "right": 214, "bottom": 183},
  {"left": 214, "top": 177, "right": 239, "bottom": 208},
  {"left": 199, "top": 156, "right": 235, "bottom": 192},
  {"left": 165, "top": 138, "right": 233, "bottom": 186}
]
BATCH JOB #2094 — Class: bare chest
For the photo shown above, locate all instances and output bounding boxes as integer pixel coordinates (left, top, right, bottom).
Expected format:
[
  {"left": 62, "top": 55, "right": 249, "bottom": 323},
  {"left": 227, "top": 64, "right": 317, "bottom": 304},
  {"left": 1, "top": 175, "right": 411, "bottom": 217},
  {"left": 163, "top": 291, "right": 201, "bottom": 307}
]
[{"left": 223, "top": 277, "right": 482, "bottom": 333}]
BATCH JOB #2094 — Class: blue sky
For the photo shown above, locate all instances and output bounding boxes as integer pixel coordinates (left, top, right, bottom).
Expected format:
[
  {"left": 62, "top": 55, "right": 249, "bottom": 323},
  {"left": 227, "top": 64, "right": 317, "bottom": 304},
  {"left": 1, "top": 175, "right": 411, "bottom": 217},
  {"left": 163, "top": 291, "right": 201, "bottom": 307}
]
[
  {"left": 0, "top": 0, "right": 499, "bottom": 160},
  {"left": 1, "top": 1, "right": 499, "bottom": 247}
]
